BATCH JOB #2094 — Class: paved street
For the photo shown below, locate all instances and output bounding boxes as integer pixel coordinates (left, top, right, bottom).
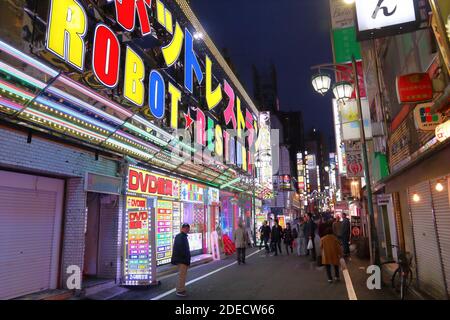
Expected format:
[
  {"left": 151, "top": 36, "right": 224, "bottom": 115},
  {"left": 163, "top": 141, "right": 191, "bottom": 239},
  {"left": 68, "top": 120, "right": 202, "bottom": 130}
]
[{"left": 114, "top": 248, "right": 400, "bottom": 300}]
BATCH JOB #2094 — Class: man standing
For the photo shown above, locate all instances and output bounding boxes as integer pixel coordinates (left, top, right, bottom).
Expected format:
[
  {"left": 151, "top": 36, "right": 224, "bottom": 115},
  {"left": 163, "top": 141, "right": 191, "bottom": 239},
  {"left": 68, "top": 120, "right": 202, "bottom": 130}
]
[
  {"left": 260, "top": 221, "right": 271, "bottom": 253},
  {"left": 341, "top": 213, "right": 351, "bottom": 257},
  {"left": 304, "top": 213, "right": 317, "bottom": 261},
  {"left": 171, "top": 223, "right": 191, "bottom": 297},
  {"left": 271, "top": 219, "right": 283, "bottom": 256},
  {"left": 233, "top": 221, "right": 249, "bottom": 264}
]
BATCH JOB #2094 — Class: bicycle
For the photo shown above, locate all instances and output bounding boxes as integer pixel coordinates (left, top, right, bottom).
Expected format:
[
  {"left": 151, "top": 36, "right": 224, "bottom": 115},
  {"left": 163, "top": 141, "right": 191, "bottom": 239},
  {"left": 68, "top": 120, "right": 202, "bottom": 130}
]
[{"left": 380, "top": 244, "right": 413, "bottom": 300}]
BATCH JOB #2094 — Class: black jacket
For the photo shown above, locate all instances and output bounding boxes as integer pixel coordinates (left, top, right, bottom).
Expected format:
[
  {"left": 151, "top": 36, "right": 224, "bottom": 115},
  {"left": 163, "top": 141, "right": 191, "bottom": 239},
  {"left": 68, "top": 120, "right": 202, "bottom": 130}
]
[
  {"left": 304, "top": 220, "right": 316, "bottom": 239},
  {"left": 341, "top": 218, "right": 351, "bottom": 239},
  {"left": 171, "top": 232, "right": 191, "bottom": 266},
  {"left": 271, "top": 225, "right": 283, "bottom": 241},
  {"left": 261, "top": 225, "right": 271, "bottom": 240},
  {"left": 283, "top": 228, "right": 294, "bottom": 244}
]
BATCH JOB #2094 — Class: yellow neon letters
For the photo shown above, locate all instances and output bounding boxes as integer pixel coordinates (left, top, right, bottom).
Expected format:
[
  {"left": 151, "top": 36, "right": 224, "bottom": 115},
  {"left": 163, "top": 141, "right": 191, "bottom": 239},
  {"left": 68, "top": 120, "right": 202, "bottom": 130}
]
[
  {"left": 46, "top": 0, "right": 87, "bottom": 71},
  {"left": 236, "top": 97, "right": 246, "bottom": 139},
  {"left": 205, "top": 55, "right": 222, "bottom": 110},
  {"left": 124, "top": 47, "right": 145, "bottom": 106},
  {"left": 168, "top": 83, "right": 181, "bottom": 129},
  {"left": 161, "top": 23, "right": 184, "bottom": 67}
]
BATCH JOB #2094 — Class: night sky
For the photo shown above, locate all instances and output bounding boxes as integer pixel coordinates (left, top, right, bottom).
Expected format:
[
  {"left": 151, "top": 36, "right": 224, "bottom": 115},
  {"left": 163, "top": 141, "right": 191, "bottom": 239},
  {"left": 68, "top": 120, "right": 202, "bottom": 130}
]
[{"left": 189, "top": 0, "right": 335, "bottom": 149}]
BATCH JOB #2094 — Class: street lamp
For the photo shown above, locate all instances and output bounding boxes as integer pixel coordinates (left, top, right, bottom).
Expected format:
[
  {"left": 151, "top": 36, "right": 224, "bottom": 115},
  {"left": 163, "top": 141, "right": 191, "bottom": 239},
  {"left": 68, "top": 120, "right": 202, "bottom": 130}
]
[
  {"left": 311, "top": 73, "right": 332, "bottom": 95},
  {"left": 310, "top": 56, "right": 380, "bottom": 265},
  {"left": 332, "top": 81, "right": 353, "bottom": 103}
]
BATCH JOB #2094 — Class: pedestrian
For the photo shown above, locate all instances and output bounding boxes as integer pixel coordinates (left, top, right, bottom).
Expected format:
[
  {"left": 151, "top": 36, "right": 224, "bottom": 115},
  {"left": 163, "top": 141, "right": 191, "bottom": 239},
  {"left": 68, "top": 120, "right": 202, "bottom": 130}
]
[
  {"left": 283, "top": 223, "right": 294, "bottom": 255},
  {"left": 270, "top": 219, "right": 283, "bottom": 256},
  {"left": 171, "top": 223, "right": 191, "bottom": 297},
  {"left": 320, "top": 225, "right": 343, "bottom": 283},
  {"left": 233, "top": 221, "right": 249, "bottom": 264},
  {"left": 332, "top": 215, "right": 343, "bottom": 245},
  {"left": 304, "top": 213, "right": 317, "bottom": 261},
  {"left": 260, "top": 220, "right": 271, "bottom": 253},
  {"left": 341, "top": 213, "right": 351, "bottom": 257},
  {"left": 296, "top": 218, "right": 307, "bottom": 256},
  {"left": 258, "top": 223, "right": 264, "bottom": 250}
]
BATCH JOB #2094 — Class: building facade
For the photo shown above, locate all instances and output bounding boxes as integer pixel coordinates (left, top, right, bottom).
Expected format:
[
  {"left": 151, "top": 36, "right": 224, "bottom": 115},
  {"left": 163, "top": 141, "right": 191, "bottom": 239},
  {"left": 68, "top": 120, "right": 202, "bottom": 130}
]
[{"left": 0, "top": 0, "right": 264, "bottom": 299}]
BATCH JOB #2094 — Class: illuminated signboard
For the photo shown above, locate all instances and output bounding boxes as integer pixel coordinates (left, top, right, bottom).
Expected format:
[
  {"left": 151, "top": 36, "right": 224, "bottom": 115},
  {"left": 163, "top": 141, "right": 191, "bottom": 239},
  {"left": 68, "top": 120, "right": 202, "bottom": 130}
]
[
  {"left": 208, "top": 187, "right": 220, "bottom": 205},
  {"left": 188, "top": 233, "right": 203, "bottom": 251},
  {"left": 125, "top": 196, "right": 151, "bottom": 285},
  {"left": 156, "top": 200, "right": 173, "bottom": 266},
  {"left": 256, "top": 112, "right": 273, "bottom": 192},
  {"left": 356, "top": 0, "right": 420, "bottom": 40},
  {"left": 333, "top": 99, "right": 346, "bottom": 175},
  {"left": 413, "top": 103, "right": 444, "bottom": 131},
  {"left": 44, "top": 0, "right": 258, "bottom": 174},
  {"left": 172, "top": 202, "right": 181, "bottom": 239},
  {"left": 181, "top": 180, "right": 205, "bottom": 203},
  {"left": 127, "top": 166, "right": 180, "bottom": 199},
  {"left": 297, "top": 153, "right": 306, "bottom": 192},
  {"left": 278, "top": 215, "right": 286, "bottom": 229},
  {"left": 436, "top": 120, "right": 450, "bottom": 142}
]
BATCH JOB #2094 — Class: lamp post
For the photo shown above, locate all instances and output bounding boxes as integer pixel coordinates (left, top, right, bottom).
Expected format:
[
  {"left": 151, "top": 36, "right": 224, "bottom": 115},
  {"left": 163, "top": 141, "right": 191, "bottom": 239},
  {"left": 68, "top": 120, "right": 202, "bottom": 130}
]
[{"left": 310, "top": 55, "right": 380, "bottom": 265}]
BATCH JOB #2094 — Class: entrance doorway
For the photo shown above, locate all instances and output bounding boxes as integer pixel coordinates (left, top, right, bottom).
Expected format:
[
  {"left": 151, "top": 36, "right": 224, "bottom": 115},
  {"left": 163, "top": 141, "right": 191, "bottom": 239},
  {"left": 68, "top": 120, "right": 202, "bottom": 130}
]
[{"left": 84, "top": 193, "right": 101, "bottom": 277}]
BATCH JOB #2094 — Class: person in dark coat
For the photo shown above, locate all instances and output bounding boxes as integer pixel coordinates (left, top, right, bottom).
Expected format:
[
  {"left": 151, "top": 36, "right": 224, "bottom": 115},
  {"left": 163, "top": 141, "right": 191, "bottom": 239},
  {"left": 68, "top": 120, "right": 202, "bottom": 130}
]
[
  {"left": 171, "top": 223, "right": 191, "bottom": 297},
  {"left": 304, "top": 213, "right": 317, "bottom": 261},
  {"left": 270, "top": 219, "right": 283, "bottom": 256},
  {"left": 341, "top": 213, "right": 351, "bottom": 256},
  {"left": 260, "top": 221, "right": 271, "bottom": 253},
  {"left": 283, "top": 223, "right": 294, "bottom": 255}
]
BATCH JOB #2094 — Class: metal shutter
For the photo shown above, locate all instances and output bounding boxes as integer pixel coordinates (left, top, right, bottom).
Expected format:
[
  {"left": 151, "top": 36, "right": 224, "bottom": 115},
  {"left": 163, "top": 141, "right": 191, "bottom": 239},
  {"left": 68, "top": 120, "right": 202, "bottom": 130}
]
[
  {"left": 0, "top": 172, "right": 64, "bottom": 300},
  {"left": 409, "top": 181, "right": 447, "bottom": 299},
  {"left": 431, "top": 177, "right": 450, "bottom": 298}
]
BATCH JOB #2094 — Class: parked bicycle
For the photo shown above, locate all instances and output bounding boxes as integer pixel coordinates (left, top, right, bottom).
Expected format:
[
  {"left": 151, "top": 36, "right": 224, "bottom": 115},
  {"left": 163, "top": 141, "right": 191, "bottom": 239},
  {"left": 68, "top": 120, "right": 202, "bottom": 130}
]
[{"left": 380, "top": 245, "right": 413, "bottom": 300}]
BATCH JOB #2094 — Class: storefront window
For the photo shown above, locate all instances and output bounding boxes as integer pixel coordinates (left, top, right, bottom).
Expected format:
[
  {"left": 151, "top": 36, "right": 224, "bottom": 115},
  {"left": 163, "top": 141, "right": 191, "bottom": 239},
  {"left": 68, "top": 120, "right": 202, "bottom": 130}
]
[{"left": 180, "top": 181, "right": 206, "bottom": 254}]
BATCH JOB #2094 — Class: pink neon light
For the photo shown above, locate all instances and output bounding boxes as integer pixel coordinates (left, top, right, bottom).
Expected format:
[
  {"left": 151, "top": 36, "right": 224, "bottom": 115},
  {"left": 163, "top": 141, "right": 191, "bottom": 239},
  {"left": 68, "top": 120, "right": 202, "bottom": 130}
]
[
  {"left": 0, "top": 97, "right": 22, "bottom": 111},
  {"left": 58, "top": 75, "right": 134, "bottom": 117},
  {"left": 223, "top": 80, "right": 236, "bottom": 129},
  {"left": 195, "top": 107, "right": 206, "bottom": 146},
  {"left": 245, "top": 109, "right": 255, "bottom": 148}
]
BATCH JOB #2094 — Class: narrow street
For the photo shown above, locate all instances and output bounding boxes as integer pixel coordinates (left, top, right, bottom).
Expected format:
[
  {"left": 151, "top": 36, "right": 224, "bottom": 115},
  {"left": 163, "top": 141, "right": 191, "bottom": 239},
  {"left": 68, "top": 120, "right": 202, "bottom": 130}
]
[{"left": 114, "top": 248, "right": 398, "bottom": 300}]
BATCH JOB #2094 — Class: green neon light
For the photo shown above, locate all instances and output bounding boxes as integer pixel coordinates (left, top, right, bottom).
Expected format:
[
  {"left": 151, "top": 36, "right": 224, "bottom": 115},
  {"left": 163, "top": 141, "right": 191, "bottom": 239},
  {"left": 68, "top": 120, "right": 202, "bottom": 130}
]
[{"left": 220, "top": 177, "right": 241, "bottom": 189}]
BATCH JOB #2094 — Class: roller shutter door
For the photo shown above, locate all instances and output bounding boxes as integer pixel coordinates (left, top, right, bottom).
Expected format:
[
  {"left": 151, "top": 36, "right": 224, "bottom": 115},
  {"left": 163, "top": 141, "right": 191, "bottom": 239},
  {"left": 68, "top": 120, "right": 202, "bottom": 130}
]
[
  {"left": 431, "top": 177, "right": 450, "bottom": 298},
  {"left": 0, "top": 171, "right": 64, "bottom": 300},
  {"left": 409, "top": 181, "right": 446, "bottom": 299}
]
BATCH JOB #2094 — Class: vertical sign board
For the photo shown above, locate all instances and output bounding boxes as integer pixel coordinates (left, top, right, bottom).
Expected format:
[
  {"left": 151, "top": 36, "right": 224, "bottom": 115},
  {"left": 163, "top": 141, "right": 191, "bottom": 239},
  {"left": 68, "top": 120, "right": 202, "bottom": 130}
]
[
  {"left": 125, "top": 196, "right": 151, "bottom": 285},
  {"left": 340, "top": 99, "right": 373, "bottom": 141},
  {"left": 333, "top": 27, "right": 362, "bottom": 63},
  {"left": 172, "top": 202, "right": 181, "bottom": 240},
  {"left": 156, "top": 200, "right": 173, "bottom": 266}
]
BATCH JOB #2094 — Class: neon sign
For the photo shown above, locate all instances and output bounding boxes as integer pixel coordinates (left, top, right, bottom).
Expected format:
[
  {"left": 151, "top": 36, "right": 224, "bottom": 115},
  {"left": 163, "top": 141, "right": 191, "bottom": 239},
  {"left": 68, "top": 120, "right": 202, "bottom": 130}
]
[
  {"left": 45, "top": 0, "right": 258, "bottom": 173},
  {"left": 127, "top": 167, "right": 180, "bottom": 199}
]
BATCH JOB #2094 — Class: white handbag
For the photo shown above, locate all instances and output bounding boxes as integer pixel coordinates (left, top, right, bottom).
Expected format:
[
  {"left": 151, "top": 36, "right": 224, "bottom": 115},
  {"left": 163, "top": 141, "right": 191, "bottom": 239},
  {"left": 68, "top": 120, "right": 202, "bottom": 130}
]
[{"left": 307, "top": 239, "right": 313, "bottom": 250}]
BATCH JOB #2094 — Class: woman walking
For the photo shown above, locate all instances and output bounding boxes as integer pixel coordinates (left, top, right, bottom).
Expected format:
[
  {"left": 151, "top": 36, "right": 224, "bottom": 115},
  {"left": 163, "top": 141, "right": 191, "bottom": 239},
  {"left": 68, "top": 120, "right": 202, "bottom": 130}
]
[
  {"left": 283, "top": 223, "right": 294, "bottom": 255},
  {"left": 296, "top": 218, "right": 307, "bottom": 256},
  {"left": 320, "top": 225, "right": 343, "bottom": 283}
]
